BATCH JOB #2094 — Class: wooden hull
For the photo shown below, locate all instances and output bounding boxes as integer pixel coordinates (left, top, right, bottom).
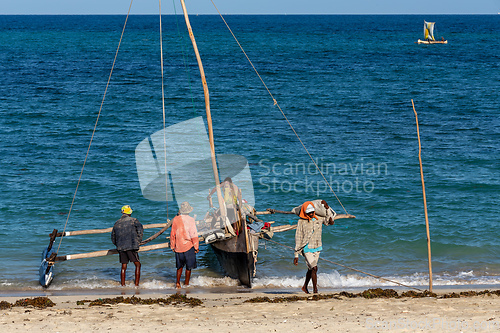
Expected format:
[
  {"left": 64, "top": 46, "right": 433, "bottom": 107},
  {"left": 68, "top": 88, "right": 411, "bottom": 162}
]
[
  {"left": 417, "top": 39, "right": 447, "bottom": 44},
  {"left": 210, "top": 232, "right": 256, "bottom": 288}
]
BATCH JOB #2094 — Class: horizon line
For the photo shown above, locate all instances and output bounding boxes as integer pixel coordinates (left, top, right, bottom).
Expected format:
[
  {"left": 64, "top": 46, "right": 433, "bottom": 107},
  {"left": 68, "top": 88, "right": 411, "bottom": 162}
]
[{"left": 0, "top": 13, "right": 498, "bottom": 16}]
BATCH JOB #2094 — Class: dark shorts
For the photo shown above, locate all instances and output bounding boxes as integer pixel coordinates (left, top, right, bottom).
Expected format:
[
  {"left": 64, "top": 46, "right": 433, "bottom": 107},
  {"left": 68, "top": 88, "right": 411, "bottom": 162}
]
[
  {"left": 118, "top": 250, "right": 140, "bottom": 264},
  {"left": 175, "top": 247, "right": 197, "bottom": 270}
]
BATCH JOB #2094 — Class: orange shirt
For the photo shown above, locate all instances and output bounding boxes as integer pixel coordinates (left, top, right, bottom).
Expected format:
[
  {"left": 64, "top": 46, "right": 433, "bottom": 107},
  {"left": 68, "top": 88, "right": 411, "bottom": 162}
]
[{"left": 170, "top": 214, "right": 199, "bottom": 253}]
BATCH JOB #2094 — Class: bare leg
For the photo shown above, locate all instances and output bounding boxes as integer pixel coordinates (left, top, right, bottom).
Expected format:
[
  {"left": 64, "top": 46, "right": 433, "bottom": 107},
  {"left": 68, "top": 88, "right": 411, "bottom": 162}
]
[
  {"left": 176, "top": 268, "right": 183, "bottom": 288},
  {"left": 302, "top": 269, "right": 312, "bottom": 294},
  {"left": 311, "top": 266, "right": 318, "bottom": 293},
  {"left": 133, "top": 261, "right": 141, "bottom": 286},
  {"left": 120, "top": 263, "right": 127, "bottom": 286},
  {"left": 184, "top": 269, "right": 192, "bottom": 286}
]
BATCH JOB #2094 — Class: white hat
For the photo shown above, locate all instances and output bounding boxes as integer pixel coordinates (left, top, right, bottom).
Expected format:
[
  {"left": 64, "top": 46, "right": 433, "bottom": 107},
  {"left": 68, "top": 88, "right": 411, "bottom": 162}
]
[
  {"left": 179, "top": 201, "right": 193, "bottom": 214},
  {"left": 305, "top": 204, "right": 315, "bottom": 214}
]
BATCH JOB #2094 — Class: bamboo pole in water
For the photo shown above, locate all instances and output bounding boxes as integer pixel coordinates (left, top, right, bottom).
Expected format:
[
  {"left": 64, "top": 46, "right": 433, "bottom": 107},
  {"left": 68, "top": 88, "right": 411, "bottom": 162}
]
[
  {"left": 53, "top": 229, "right": 221, "bottom": 261},
  {"left": 412, "top": 99, "right": 433, "bottom": 292},
  {"left": 54, "top": 222, "right": 170, "bottom": 237},
  {"left": 55, "top": 242, "right": 172, "bottom": 261},
  {"left": 256, "top": 210, "right": 356, "bottom": 220}
]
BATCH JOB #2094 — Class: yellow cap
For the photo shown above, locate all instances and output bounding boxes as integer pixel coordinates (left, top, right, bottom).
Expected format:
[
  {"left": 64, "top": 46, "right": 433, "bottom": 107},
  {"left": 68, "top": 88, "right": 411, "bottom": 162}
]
[{"left": 121, "top": 205, "right": 133, "bottom": 215}]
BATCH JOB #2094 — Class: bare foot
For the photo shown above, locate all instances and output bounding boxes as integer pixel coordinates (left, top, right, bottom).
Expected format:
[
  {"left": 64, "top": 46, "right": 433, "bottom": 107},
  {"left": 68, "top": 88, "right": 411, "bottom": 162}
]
[
  {"left": 176, "top": 283, "right": 181, "bottom": 289},
  {"left": 313, "top": 288, "right": 318, "bottom": 294},
  {"left": 301, "top": 286, "right": 309, "bottom": 294}
]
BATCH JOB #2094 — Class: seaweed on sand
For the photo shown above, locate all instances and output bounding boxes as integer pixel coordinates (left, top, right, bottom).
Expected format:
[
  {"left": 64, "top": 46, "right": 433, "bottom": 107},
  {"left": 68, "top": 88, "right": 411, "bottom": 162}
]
[
  {"left": 0, "top": 297, "right": 55, "bottom": 310},
  {"left": 76, "top": 293, "right": 203, "bottom": 307},
  {"left": 0, "top": 301, "right": 12, "bottom": 310},
  {"left": 244, "top": 289, "right": 500, "bottom": 303},
  {"left": 245, "top": 294, "right": 341, "bottom": 303}
]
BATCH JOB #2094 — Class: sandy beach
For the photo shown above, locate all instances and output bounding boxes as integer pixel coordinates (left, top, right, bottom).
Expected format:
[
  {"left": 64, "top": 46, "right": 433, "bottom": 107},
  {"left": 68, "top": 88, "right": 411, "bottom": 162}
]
[{"left": 1, "top": 289, "right": 499, "bottom": 332}]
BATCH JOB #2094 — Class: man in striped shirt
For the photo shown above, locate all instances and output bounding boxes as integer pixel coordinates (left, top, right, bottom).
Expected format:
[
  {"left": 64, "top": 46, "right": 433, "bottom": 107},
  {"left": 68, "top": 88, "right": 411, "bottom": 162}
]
[{"left": 293, "top": 200, "right": 334, "bottom": 294}]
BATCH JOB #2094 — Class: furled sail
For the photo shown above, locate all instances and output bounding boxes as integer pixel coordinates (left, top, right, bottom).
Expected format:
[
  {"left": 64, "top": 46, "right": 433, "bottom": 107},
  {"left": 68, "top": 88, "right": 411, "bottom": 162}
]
[{"left": 424, "top": 21, "right": 435, "bottom": 41}]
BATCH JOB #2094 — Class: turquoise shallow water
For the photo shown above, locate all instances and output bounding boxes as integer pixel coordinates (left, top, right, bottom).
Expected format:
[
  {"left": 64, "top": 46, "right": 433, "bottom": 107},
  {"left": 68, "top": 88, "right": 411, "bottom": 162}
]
[{"left": 0, "top": 14, "right": 499, "bottom": 293}]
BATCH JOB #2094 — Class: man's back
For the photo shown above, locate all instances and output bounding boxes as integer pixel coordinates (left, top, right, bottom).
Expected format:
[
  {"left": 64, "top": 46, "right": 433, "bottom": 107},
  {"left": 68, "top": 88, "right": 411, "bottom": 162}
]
[
  {"left": 111, "top": 214, "right": 143, "bottom": 251},
  {"left": 221, "top": 181, "right": 241, "bottom": 206},
  {"left": 170, "top": 214, "right": 199, "bottom": 253}
]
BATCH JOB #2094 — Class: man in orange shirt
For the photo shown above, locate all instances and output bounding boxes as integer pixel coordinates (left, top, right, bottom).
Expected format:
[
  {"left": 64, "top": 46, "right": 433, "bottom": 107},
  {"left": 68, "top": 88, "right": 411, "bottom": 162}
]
[{"left": 170, "top": 201, "right": 199, "bottom": 288}]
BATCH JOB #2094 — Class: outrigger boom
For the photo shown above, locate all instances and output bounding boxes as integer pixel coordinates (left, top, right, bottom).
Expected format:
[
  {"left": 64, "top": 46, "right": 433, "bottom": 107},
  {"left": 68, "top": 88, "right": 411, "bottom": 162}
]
[
  {"left": 55, "top": 242, "right": 172, "bottom": 261},
  {"left": 45, "top": 210, "right": 354, "bottom": 260},
  {"left": 256, "top": 209, "right": 356, "bottom": 233},
  {"left": 53, "top": 222, "right": 170, "bottom": 237},
  {"left": 256, "top": 209, "right": 356, "bottom": 220}
]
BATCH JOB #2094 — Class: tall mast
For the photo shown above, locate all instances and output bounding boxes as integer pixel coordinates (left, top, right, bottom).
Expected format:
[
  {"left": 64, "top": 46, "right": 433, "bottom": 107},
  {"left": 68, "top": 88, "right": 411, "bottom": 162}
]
[{"left": 179, "top": 0, "right": 228, "bottom": 228}]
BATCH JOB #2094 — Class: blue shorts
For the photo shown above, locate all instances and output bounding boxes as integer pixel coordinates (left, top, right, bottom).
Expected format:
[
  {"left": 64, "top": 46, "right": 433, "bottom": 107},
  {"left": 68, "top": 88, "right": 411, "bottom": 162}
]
[{"left": 175, "top": 247, "right": 197, "bottom": 270}]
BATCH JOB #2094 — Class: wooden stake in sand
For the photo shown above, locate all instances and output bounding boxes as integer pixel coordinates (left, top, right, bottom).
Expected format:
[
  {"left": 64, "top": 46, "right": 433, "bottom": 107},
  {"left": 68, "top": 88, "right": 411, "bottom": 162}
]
[{"left": 412, "top": 99, "right": 433, "bottom": 292}]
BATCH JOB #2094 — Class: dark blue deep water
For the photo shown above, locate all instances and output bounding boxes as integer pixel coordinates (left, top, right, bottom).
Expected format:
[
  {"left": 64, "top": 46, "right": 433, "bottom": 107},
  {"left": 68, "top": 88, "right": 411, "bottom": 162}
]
[{"left": 0, "top": 14, "right": 498, "bottom": 293}]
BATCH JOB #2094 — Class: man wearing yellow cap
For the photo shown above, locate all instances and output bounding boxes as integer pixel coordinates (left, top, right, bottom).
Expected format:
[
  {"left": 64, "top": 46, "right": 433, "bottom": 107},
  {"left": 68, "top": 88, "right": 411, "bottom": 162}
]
[{"left": 111, "top": 205, "right": 144, "bottom": 286}]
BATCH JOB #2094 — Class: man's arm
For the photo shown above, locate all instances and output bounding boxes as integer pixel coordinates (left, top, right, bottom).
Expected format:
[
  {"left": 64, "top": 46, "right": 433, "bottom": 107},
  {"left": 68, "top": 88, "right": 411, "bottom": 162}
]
[
  {"left": 191, "top": 234, "right": 199, "bottom": 253},
  {"left": 321, "top": 200, "right": 329, "bottom": 209},
  {"left": 136, "top": 220, "right": 144, "bottom": 241},
  {"left": 294, "top": 220, "right": 304, "bottom": 258},
  {"left": 170, "top": 219, "right": 177, "bottom": 250},
  {"left": 293, "top": 220, "right": 304, "bottom": 265},
  {"left": 291, "top": 205, "right": 301, "bottom": 215},
  {"left": 188, "top": 219, "right": 199, "bottom": 252},
  {"left": 207, "top": 187, "right": 216, "bottom": 200}
]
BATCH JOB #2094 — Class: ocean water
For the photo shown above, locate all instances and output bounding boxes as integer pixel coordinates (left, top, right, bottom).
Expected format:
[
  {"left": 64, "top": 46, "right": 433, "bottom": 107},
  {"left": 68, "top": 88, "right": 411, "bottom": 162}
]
[{"left": 0, "top": 14, "right": 499, "bottom": 295}]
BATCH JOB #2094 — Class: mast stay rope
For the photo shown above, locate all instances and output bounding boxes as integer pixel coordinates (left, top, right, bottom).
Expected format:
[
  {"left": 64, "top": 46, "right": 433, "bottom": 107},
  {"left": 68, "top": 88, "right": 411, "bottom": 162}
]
[
  {"left": 58, "top": 0, "right": 176, "bottom": 253},
  {"left": 55, "top": 0, "right": 135, "bottom": 256},
  {"left": 260, "top": 236, "right": 424, "bottom": 292},
  {"left": 209, "top": 0, "right": 349, "bottom": 215},
  {"left": 159, "top": 0, "right": 170, "bottom": 218}
]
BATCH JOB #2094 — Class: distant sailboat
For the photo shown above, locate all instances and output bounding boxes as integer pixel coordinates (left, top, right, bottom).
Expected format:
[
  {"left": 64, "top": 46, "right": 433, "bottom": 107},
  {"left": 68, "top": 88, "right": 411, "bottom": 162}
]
[{"left": 417, "top": 21, "right": 447, "bottom": 44}]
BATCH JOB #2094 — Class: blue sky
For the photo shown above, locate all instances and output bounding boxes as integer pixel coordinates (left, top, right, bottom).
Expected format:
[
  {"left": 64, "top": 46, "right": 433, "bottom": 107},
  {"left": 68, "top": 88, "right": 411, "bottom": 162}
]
[{"left": 1, "top": 0, "right": 499, "bottom": 15}]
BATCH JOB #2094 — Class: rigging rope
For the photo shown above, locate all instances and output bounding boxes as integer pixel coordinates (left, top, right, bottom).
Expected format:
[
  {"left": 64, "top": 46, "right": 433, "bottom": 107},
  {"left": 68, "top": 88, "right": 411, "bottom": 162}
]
[
  {"left": 259, "top": 236, "right": 424, "bottom": 292},
  {"left": 56, "top": 0, "right": 135, "bottom": 256},
  {"left": 159, "top": 0, "right": 169, "bottom": 217},
  {"left": 209, "top": 0, "right": 348, "bottom": 215},
  {"left": 140, "top": 219, "right": 172, "bottom": 245}
]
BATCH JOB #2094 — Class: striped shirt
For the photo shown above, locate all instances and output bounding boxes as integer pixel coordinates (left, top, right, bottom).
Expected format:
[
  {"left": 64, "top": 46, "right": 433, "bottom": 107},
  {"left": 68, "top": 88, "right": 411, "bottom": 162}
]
[{"left": 294, "top": 216, "right": 329, "bottom": 258}]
